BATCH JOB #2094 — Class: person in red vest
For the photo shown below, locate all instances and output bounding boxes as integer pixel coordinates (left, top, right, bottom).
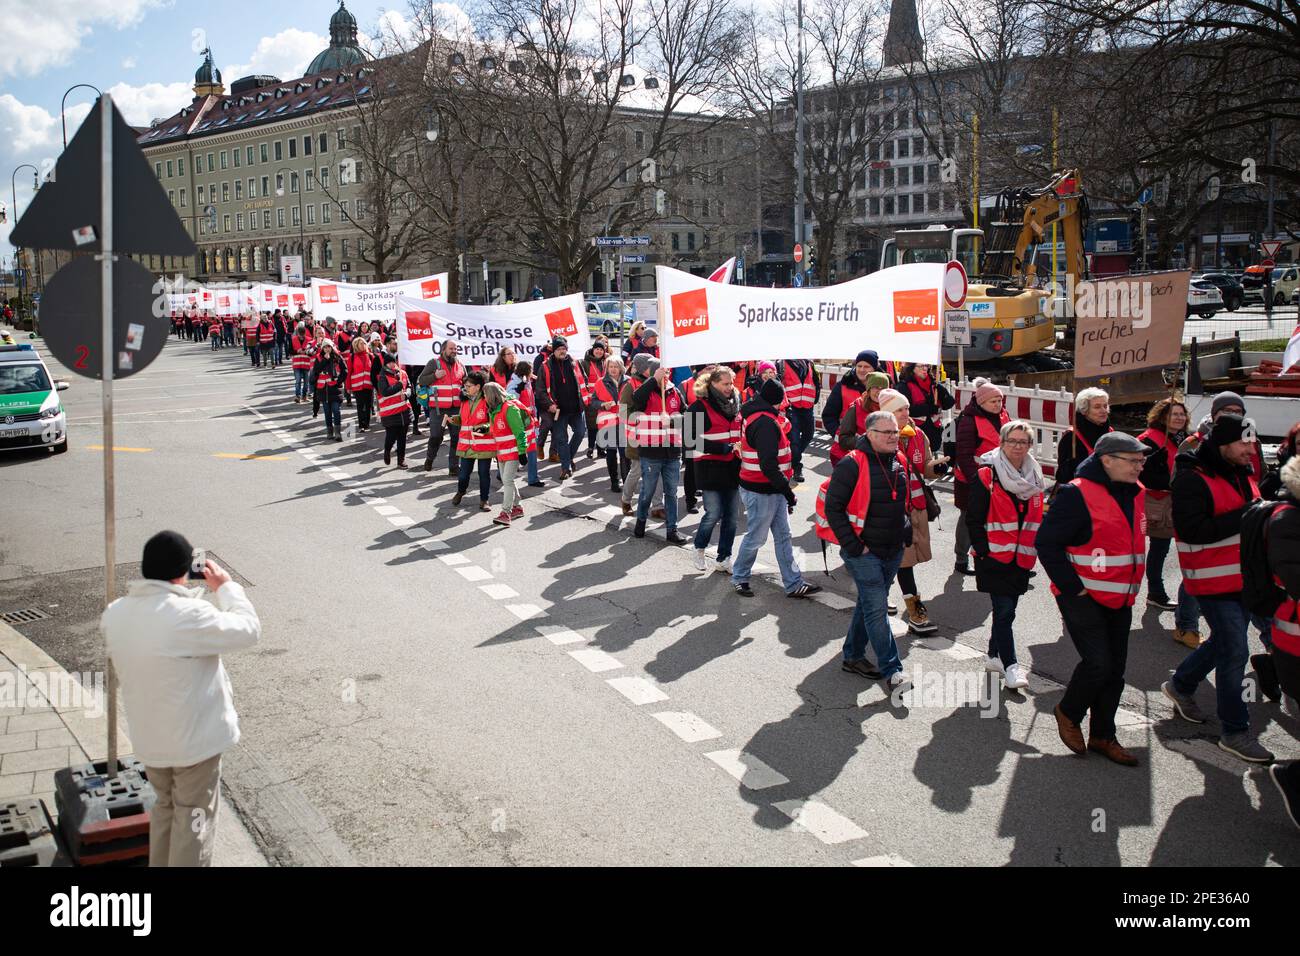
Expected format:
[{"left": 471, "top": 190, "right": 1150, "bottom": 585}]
[
  {"left": 832, "top": 371, "right": 890, "bottom": 467},
  {"left": 1036, "top": 431, "right": 1150, "bottom": 766},
  {"left": 417, "top": 339, "right": 466, "bottom": 476},
  {"left": 290, "top": 323, "right": 316, "bottom": 404},
  {"left": 777, "top": 358, "right": 819, "bottom": 484},
  {"left": 1053, "top": 387, "right": 1112, "bottom": 488},
  {"left": 896, "top": 361, "right": 955, "bottom": 453},
  {"left": 207, "top": 314, "right": 222, "bottom": 351},
  {"left": 447, "top": 370, "right": 494, "bottom": 510},
  {"left": 591, "top": 355, "right": 626, "bottom": 492},
  {"left": 966, "top": 420, "right": 1045, "bottom": 690},
  {"left": 375, "top": 354, "right": 412, "bottom": 467},
  {"left": 536, "top": 336, "right": 588, "bottom": 480},
  {"left": 483, "top": 381, "right": 530, "bottom": 526},
  {"left": 1162, "top": 414, "right": 1274, "bottom": 764},
  {"left": 821, "top": 350, "right": 879, "bottom": 439},
  {"left": 816, "top": 408, "right": 907, "bottom": 684},
  {"left": 347, "top": 336, "right": 379, "bottom": 432},
  {"left": 628, "top": 359, "right": 687, "bottom": 542},
  {"left": 1179, "top": 391, "right": 1267, "bottom": 482},
  {"left": 581, "top": 340, "right": 609, "bottom": 460},
  {"left": 1138, "top": 397, "right": 1201, "bottom": 646},
  {"left": 953, "top": 379, "right": 1009, "bottom": 575},
  {"left": 257, "top": 314, "right": 276, "bottom": 370},
  {"left": 489, "top": 347, "right": 516, "bottom": 390},
  {"left": 310, "top": 339, "right": 348, "bottom": 441},
  {"left": 1262, "top": 455, "right": 1300, "bottom": 828},
  {"left": 242, "top": 313, "right": 260, "bottom": 366},
  {"left": 685, "top": 365, "right": 742, "bottom": 572}
]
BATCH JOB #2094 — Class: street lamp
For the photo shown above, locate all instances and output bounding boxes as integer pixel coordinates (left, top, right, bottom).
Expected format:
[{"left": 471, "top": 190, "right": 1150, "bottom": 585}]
[
  {"left": 62, "top": 84, "right": 103, "bottom": 148},
  {"left": 274, "top": 166, "right": 307, "bottom": 283},
  {"left": 10, "top": 164, "right": 39, "bottom": 327}
]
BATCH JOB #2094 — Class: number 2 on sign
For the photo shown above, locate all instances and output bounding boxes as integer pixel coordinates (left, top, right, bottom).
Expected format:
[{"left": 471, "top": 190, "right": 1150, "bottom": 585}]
[{"left": 74, "top": 345, "right": 89, "bottom": 369}]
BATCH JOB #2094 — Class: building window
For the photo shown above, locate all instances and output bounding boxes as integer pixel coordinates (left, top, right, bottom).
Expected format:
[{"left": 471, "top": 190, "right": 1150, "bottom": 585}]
[
  {"left": 870, "top": 169, "right": 880, "bottom": 189},
  {"left": 324, "top": 240, "right": 333, "bottom": 267},
  {"left": 220, "top": 150, "right": 228, "bottom": 169},
  {"left": 913, "top": 136, "right": 923, "bottom": 155},
  {"left": 340, "top": 200, "right": 349, "bottom": 218},
  {"left": 221, "top": 182, "right": 230, "bottom": 202},
  {"left": 884, "top": 196, "right": 894, "bottom": 216},
  {"left": 154, "top": 162, "right": 162, "bottom": 179},
  {"left": 207, "top": 152, "right": 215, "bottom": 171},
  {"left": 342, "top": 238, "right": 349, "bottom": 257},
  {"left": 274, "top": 141, "right": 283, "bottom": 161},
  {"left": 353, "top": 163, "right": 364, "bottom": 184},
  {"left": 166, "top": 160, "right": 174, "bottom": 177},
  {"left": 292, "top": 206, "right": 300, "bottom": 226},
  {"left": 306, "top": 205, "right": 316, "bottom": 225},
  {"left": 244, "top": 146, "right": 252, "bottom": 166},
  {"left": 319, "top": 133, "right": 328, "bottom": 154},
  {"left": 672, "top": 233, "right": 680, "bottom": 251},
  {"left": 322, "top": 203, "right": 332, "bottom": 223},
  {"left": 337, "top": 127, "right": 346, "bottom": 149},
  {"left": 884, "top": 168, "right": 894, "bottom": 188},
  {"left": 179, "top": 188, "right": 187, "bottom": 207},
  {"left": 304, "top": 135, "right": 312, "bottom": 156},
  {"left": 236, "top": 212, "right": 244, "bottom": 231},
  {"left": 235, "top": 180, "right": 243, "bottom": 200},
  {"left": 197, "top": 184, "right": 205, "bottom": 203},
  {"left": 248, "top": 178, "right": 255, "bottom": 198},
  {"left": 897, "top": 138, "right": 909, "bottom": 158},
  {"left": 261, "top": 176, "right": 270, "bottom": 197},
  {"left": 277, "top": 208, "right": 286, "bottom": 227},
  {"left": 260, "top": 143, "right": 268, "bottom": 163},
  {"left": 354, "top": 199, "right": 366, "bottom": 221},
  {"left": 305, "top": 169, "right": 315, "bottom": 191},
  {"left": 320, "top": 166, "right": 329, "bottom": 187},
  {"left": 233, "top": 148, "right": 241, "bottom": 168},
  {"left": 687, "top": 232, "right": 696, "bottom": 251},
  {"left": 167, "top": 189, "right": 175, "bottom": 204},
  {"left": 634, "top": 130, "right": 644, "bottom": 149},
  {"left": 702, "top": 199, "right": 710, "bottom": 218},
  {"left": 193, "top": 154, "right": 202, "bottom": 174},
  {"left": 898, "top": 195, "right": 909, "bottom": 215},
  {"left": 357, "top": 237, "right": 366, "bottom": 257},
  {"left": 288, "top": 172, "right": 298, "bottom": 194},
  {"left": 262, "top": 210, "right": 270, "bottom": 229},
  {"left": 898, "top": 167, "right": 910, "bottom": 186},
  {"left": 223, "top": 214, "right": 231, "bottom": 232}
]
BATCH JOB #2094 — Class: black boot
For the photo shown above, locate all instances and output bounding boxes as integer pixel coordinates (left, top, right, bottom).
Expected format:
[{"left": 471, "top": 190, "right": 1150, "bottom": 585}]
[{"left": 633, "top": 519, "right": 646, "bottom": 538}]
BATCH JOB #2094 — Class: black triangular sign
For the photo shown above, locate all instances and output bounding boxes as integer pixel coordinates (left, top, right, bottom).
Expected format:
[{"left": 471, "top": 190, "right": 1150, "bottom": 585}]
[{"left": 11, "top": 97, "right": 197, "bottom": 256}]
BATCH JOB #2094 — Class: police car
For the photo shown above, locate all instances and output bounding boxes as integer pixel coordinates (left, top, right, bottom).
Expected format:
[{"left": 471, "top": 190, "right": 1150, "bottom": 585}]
[{"left": 0, "top": 343, "right": 69, "bottom": 455}]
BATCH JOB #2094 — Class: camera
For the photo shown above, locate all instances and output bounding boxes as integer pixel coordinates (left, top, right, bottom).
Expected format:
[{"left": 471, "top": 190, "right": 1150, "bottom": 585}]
[{"left": 188, "top": 548, "right": 207, "bottom": 580}]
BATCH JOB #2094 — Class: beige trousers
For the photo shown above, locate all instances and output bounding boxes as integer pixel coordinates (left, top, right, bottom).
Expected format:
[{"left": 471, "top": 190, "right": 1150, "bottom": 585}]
[{"left": 146, "top": 752, "right": 222, "bottom": 867}]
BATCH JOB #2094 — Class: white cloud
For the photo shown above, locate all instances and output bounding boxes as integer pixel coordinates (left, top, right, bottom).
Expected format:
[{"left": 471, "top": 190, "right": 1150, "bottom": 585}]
[
  {"left": 0, "top": 0, "right": 165, "bottom": 79},
  {"left": 106, "top": 81, "right": 194, "bottom": 127},
  {"left": 221, "top": 28, "right": 327, "bottom": 83},
  {"left": 122, "top": 56, "right": 136, "bottom": 70}
]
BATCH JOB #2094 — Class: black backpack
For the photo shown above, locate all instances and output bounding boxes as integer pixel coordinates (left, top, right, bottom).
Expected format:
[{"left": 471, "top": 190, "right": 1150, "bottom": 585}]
[{"left": 1240, "top": 499, "right": 1294, "bottom": 616}]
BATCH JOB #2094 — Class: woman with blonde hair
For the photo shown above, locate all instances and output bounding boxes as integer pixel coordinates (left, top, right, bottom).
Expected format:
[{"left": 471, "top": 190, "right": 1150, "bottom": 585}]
[{"left": 620, "top": 321, "right": 647, "bottom": 363}]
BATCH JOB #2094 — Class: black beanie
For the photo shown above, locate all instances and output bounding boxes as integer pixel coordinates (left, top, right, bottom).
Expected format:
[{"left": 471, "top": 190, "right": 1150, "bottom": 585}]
[
  {"left": 142, "top": 530, "right": 194, "bottom": 581},
  {"left": 1210, "top": 412, "right": 1248, "bottom": 447},
  {"left": 759, "top": 378, "right": 786, "bottom": 407}
]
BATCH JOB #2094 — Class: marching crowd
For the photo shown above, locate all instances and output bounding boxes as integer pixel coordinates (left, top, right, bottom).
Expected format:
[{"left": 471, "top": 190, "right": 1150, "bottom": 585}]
[{"left": 170, "top": 306, "right": 1300, "bottom": 829}]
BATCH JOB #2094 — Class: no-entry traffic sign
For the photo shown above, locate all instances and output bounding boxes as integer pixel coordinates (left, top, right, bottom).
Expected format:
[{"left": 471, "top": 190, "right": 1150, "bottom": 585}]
[
  {"left": 944, "top": 259, "right": 968, "bottom": 309},
  {"left": 793, "top": 243, "right": 804, "bottom": 265}
]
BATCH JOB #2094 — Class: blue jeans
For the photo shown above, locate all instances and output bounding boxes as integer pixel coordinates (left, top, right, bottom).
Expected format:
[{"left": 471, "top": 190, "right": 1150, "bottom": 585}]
[
  {"left": 458, "top": 456, "right": 493, "bottom": 502},
  {"left": 693, "top": 487, "right": 739, "bottom": 559},
  {"left": 554, "top": 410, "right": 586, "bottom": 471},
  {"left": 526, "top": 449, "right": 539, "bottom": 484},
  {"left": 322, "top": 399, "right": 341, "bottom": 435},
  {"left": 988, "top": 593, "right": 1020, "bottom": 667},
  {"left": 637, "top": 457, "right": 680, "bottom": 530},
  {"left": 842, "top": 548, "right": 904, "bottom": 676},
  {"left": 273, "top": 338, "right": 284, "bottom": 364},
  {"left": 1147, "top": 535, "right": 1201, "bottom": 631},
  {"left": 294, "top": 368, "right": 310, "bottom": 399},
  {"left": 1173, "top": 596, "right": 1251, "bottom": 734},
  {"left": 786, "top": 406, "right": 815, "bottom": 473},
  {"left": 732, "top": 488, "right": 806, "bottom": 592}
]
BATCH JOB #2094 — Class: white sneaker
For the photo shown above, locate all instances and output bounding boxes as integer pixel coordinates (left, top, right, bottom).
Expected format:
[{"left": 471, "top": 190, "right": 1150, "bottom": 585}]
[
  {"left": 888, "top": 670, "right": 912, "bottom": 692},
  {"left": 985, "top": 655, "right": 1005, "bottom": 675},
  {"left": 1004, "top": 663, "right": 1029, "bottom": 689},
  {"left": 714, "top": 557, "right": 732, "bottom": 573},
  {"left": 693, "top": 549, "right": 708, "bottom": 571}
]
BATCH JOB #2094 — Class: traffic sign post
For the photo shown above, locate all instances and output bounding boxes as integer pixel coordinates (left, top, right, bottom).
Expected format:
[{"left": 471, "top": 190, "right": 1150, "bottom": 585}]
[
  {"left": 593, "top": 235, "right": 651, "bottom": 248},
  {"left": 793, "top": 243, "right": 804, "bottom": 265},
  {"left": 1261, "top": 240, "right": 1283, "bottom": 259},
  {"left": 792, "top": 271, "right": 803, "bottom": 288}
]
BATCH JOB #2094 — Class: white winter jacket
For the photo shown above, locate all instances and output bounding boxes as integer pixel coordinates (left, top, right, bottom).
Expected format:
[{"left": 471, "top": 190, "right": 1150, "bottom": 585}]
[{"left": 102, "top": 579, "right": 261, "bottom": 768}]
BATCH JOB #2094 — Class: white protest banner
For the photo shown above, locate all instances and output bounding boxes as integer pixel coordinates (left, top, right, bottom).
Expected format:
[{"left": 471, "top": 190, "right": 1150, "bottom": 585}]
[
  {"left": 311, "top": 273, "right": 448, "bottom": 324},
  {"left": 211, "top": 285, "right": 255, "bottom": 317},
  {"left": 655, "top": 263, "right": 945, "bottom": 366},
  {"left": 253, "top": 283, "right": 310, "bottom": 312},
  {"left": 392, "top": 293, "right": 590, "bottom": 367}
]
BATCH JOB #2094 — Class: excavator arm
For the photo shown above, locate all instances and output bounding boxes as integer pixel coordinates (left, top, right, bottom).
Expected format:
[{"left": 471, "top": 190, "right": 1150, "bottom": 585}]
[{"left": 980, "top": 168, "right": 1088, "bottom": 288}]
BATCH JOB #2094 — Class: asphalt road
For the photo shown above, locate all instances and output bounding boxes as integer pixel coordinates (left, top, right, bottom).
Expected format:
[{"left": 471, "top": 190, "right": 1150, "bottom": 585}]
[{"left": 1, "top": 332, "right": 1296, "bottom": 866}]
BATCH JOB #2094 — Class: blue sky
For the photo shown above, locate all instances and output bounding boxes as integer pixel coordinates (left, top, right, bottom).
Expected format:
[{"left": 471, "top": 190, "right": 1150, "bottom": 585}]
[{"left": 0, "top": 0, "right": 430, "bottom": 255}]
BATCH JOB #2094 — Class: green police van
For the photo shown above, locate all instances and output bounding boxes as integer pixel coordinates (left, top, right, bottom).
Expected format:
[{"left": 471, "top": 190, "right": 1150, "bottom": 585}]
[{"left": 0, "top": 344, "right": 69, "bottom": 455}]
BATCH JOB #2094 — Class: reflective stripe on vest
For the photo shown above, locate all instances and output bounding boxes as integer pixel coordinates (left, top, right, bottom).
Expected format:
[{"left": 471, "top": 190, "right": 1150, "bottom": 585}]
[
  {"left": 258, "top": 324, "right": 274, "bottom": 343},
  {"left": 431, "top": 358, "right": 465, "bottom": 409},
  {"left": 978, "top": 466, "right": 1043, "bottom": 569},
  {"left": 347, "top": 355, "right": 372, "bottom": 391},
  {"left": 687, "top": 400, "right": 742, "bottom": 461},
  {"left": 1051, "top": 477, "right": 1146, "bottom": 608},
  {"left": 455, "top": 398, "right": 493, "bottom": 454},
  {"left": 955, "top": 411, "right": 1008, "bottom": 482},
  {"left": 579, "top": 361, "right": 603, "bottom": 404},
  {"left": 1175, "top": 468, "right": 1256, "bottom": 596},
  {"left": 490, "top": 401, "right": 526, "bottom": 461},
  {"left": 738, "top": 410, "right": 792, "bottom": 484},
  {"left": 592, "top": 378, "right": 621, "bottom": 434},
  {"left": 628, "top": 388, "right": 683, "bottom": 448},
  {"left": 813, "top": 448, "right": 906, "bottom": 543},
  {"left": 782, "top": 362, "right": 815, "bottom": 409}
]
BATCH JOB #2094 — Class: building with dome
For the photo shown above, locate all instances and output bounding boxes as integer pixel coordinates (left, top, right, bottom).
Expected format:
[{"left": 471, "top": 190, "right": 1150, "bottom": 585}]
[{"left": 306, "top": 2, "right": 370, "bottom": 76}]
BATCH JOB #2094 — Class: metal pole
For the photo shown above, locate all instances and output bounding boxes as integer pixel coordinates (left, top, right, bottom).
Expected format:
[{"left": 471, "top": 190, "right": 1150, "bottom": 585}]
[
  {"left": 793, "top": 0, "right": 806, "bottom": 263},
  {"left": 618, "top": 257, "right": 625, "bottom": 334},
  {"left": 1265, "top": 0, "right": 1280, "bottom": 242},
  {"left": 100, "top": 94, "right": 119, "bottom": 777},
  {"left": 1051, "top": 108, "right": 1058, "bottom": 287},
  {"left": 972, "top": 114, "right": 980, "bottom": 262}
]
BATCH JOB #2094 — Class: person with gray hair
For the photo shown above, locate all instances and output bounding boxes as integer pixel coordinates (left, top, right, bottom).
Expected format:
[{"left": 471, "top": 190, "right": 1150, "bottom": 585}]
[{"left": 1054, "top": 387, "right": 1112, "bottom": 488}]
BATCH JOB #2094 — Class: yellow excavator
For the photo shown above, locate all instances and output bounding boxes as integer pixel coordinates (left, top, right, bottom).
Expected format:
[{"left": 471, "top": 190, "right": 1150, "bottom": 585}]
[{"left": 880, "top": 167, "right": 1088, "bottom": 368}]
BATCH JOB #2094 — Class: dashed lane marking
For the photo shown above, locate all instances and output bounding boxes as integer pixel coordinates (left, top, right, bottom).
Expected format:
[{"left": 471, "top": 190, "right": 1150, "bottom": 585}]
[
  {"left": 535, "top": 625, "right": 585, "bottom": 646},
  {"left": 773, "top": 800, "right": 868, "bottom": 845},
  {"left": 505, "top": 604, "right": 546, "bottom": 621},
  {"left": 401, "top": 526, "right": 431, "bottom": 540},
  {"left": 568, "top": 647, "right": 624, "bottom": 673},
  {"left": 387, "top": 516, "right": 415, "bottom": 528},
  {"left": 851, "top": 854, "right": 915, "bottom": 867},
  {"left": 437, "top": 554, "right": 470, "bottom": 566},
  {"left": 704, "top": 749, "right": 790, "bottom": 790},
  {"left": 606, "top": 676, "right": 669, "bottom": 705},
  {"left": 454, "top": 566, "right": 494, "bottom": 582},
  {"left": 652, "top": 711, "right": 723, "bottom": 743},
  {"left": 479, "top": 583, "right": 519, "bottom": 601},
  {"left": 373, "top": 505, "right": 402, "bottom": 516}
]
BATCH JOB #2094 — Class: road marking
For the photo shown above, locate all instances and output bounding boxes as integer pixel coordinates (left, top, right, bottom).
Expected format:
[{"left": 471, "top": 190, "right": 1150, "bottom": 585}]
[
  {"left": 704, "top": 749, "right": 790, "bottom": 790},
  {"left": 418, "top": 539, "right": 449, "bottom": 552},
  {"left": 387, "top": 516, "right": 415, "bottom": 528},
  {"left": 402, "top": 526, "right": 431, "bottom": 540},
  {"left": 479, "top": 583, "right": 519, "bottom": 600},
  {"left": 212, "top": 453, "right": 289, "bottom": 461},
  {"left": 438, "top": 554, "right": 470, "bottom": 566},
  {"left": 86, "top": 445, "right": 152, "bottom": 452},
  {"left": 535, "top": 625, "right": 585, "bottom": 645},
  {"left": 851, "top": 854, "right": 914, "bottom": 867},
  {"left": 606, "top": 676, "right": 669, "bottom": 705},
  {"left": 809, "top": 591, "right": 854, "bottom": 611},
  {"left": 505, "top": 604, "right": 545, "bottom": 620},
  {"left": 454, "top": 566, "right": 493, "bottom": 582},
  {"left": 652, "top": 711, "right": 722, "bottom": 743},
  {"left": 326, "top": 469, "right": 350, "bottom": 479},
  {"left": 773, "top": 800, "right": 868, "bottom": 845},
  {"left": 373, "top": 505, "right": 402, "bottom": 517},
  {"left": 568, "top": 648, "right": 624, "bottom": 673}
]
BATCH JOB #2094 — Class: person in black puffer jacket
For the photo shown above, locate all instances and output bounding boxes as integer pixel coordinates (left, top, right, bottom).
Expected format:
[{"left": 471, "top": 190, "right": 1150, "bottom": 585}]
[{"left": 821, "top": 350, "right": 879, "bottom": 438}]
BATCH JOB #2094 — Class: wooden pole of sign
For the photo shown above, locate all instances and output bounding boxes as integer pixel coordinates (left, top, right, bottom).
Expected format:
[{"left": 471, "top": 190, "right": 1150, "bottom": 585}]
[{"left": 100, "top": 94, "right": 119, "bottom": 777}]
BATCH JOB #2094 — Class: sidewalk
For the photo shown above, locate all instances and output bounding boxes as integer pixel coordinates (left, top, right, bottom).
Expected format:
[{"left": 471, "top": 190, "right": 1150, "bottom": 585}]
[{"left": 0, "top": 619, "right": 267, "bottom": 866}]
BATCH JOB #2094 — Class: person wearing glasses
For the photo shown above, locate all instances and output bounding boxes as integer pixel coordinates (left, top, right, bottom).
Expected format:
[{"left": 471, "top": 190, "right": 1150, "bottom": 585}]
[
  {"left": 1162, "top": 414, "right": 1275, "bottom": 764},
  {"left": 966, "top": 420, "right": 1045, "bottom": 690},
  {"left": 1036, "top": 432, "right": 1151, "bottom": 766}
]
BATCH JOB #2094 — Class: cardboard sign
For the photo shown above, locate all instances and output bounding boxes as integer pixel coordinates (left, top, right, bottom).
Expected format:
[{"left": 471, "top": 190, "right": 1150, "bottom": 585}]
[{"left": 1072, "top": 271, "right": 1189, "bottom": 378}]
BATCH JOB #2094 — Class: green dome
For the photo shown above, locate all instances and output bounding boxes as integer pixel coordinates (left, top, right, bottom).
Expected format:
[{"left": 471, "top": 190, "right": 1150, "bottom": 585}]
[
  {"left": 306, "top": 2, "right": 368, "bottom": 76},
  {"left": 195, "top": 49, "right": 222, "bottom": 86}
]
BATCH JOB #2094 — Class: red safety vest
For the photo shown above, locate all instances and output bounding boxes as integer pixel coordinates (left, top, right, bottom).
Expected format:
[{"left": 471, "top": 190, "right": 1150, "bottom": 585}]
[
  {"left": 315, "top": 357, "right": 341, "bottom": 390},
  {"left": 291, "top": 336, "right": 315, "bottom": 369},
  {"left": 738, "top": 410, "right": 792, "bottom": 484},
  {"left": 516, "top": 384, "right": 538, "bottom": 452},
  {"left": 687, "top": 399, "right": 742, "bottom": 462},
  {"left": 592, "top": 377, "right": 622, "bottom": 434},
  {"left": 1271, "top": 503, "right": 1300, "bottom": 656},
  {"left": 898, "top": 428, "right": 931, "bottom": 513},
  {"left": 490, "top": 366, "right": 511, "bottom": 389},
  {"left": 1069, "top": 423, "right": 1112, "bottom": 459},
  {"left": 377, "top": 371, "right": 410, "bottom": 418},
  {"left": 813, "top": 448, "right": 907, "bottom": 543},
  {"left": 455, "top": 397, "right": 493, "bottom": 454},
  {"left": 542, "top": 357, "right": 586, "bottom": 408},
  {"left": 782, "top": 361, "right": 815, "bottom": 409},
  {"left": 489, "top": 400, "right": 530, "bottom": 462},
  {"left": 207, "top": 319, "right": 221, "bottom": 335},
  {"left": 347, "top": 352, "right": 373, "bottom": 391},
  {"left": 955, "top": 410, "right": 1010, "bottom": 483},
  {"left": 1137, "top": 427, "right": 1177, "bottom": 499},
  {"left": 257, "top": 321, "right": 274, "bottom": 344},
  {"left": 901, "top": 376, "right": 940, "bottom": 426},
  {"left": 978, "top": 466, "right": 1043, "bottom": 570},
  {"left": 1175, "top": 467, "right": 1257, "bottom": 597},
  {"left": 837, "top": 381, "right": 865, "bottom": 418},
  {"left": 830, "top": 395, "right": 879, "bottom": 466},
  {"left": 627, "top": 386, "right": 683, "bottom": 448},
  {"left": 430, "top": 357, "right": 465, "bottom": 410},
  {"left": 580, "top": 359, "right": 604, "bottom": 405},
  {"left": 242, "top": 319, "right": 259, "bottom": 342},
  {"left": 1050, "top": 477, "right": 1147, "bottom": 608}
]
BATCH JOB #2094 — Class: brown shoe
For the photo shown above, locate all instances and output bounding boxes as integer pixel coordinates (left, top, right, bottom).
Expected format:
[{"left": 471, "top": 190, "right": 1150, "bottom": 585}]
[
  {"left": 1173, "top": 628, "right": 1204, "bottom": 649},
  {"left": 621, "top": 501, "right": 632, "bottom": 516},
  {"left": 548, "top": 453, "right": 560, "bottom": 464},
  {"left": 1088, "top": 737, "right": 1139, "bottom": 766},
  {"left": 1054, "top": 704, "right": 1086, "bottom": 755},
  {"left": 651, "top": 507, "right": 667, "bottom": 520}
]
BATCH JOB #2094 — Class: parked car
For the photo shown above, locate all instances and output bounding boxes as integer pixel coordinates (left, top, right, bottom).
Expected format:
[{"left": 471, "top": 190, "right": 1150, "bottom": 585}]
[
  {"left": 1268, "top": 265, "right": 1300, "bottom": 306},
  {"left": 584, "top": 298, "right": 634, "bottom": 336},
  {"left": 1186, "top": 279, "right": 1223, "bottom": 318},
  {"left": 1192, "top": 272, "right": 1244, "bottom": 311},
  {"left": 1240, "top": 264, "right": 1269, "bottom": 303}
]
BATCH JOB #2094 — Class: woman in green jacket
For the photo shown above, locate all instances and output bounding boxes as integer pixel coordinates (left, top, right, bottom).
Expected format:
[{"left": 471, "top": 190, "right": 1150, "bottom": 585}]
[{"left": 484, "top": 381, "right": 529, "bottom": 526}]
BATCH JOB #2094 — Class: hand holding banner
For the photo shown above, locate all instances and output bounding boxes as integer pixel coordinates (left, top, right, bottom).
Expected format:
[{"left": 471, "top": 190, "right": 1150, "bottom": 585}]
[{"left": 393, "top": 293, "right": 591, "bottom": 367}]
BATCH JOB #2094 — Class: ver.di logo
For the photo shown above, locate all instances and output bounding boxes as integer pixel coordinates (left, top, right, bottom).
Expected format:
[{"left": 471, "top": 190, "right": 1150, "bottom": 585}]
[
  {"left": 420, "top": 278, "right": 441, "bottom": 299},
  {"left": 404, "top": 311, "right": 433, "bottom": 339},
  {"left": 318, "top": 285, "right": 340, "bottom": 304},
  {"left": 670, "top": 287, "right": 710, "bottom": 336},
  {"left": 545, "top": 308, "right": 578, "bottom": 338},
  {"left": 893, "top": 289, "right": 939, "bottom": 333}
]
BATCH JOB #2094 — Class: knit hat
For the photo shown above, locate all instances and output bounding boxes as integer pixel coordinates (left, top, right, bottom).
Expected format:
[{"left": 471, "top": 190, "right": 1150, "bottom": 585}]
[
  {"left": 877, "top": 388, "right": 909, "bottom": 413},
  {"left": 855, "top": 350, "right": 879, "bottom": 369},
  {"left": 759, "top": 378, "right": 785, "bottom": 406},
  {"left": 643, "top": 357, "right": 662, "bottom": 377},
  {"left": 632, "top": 353, "right": 655, "bottom": 378},
  {"left": 551, "top": 335, "right": 568, "bottom": 349},
  {"left": 757, "top": 360, "right": 777, "bottom": 377},
  {"left": 1209, "top": 413, "right": 1249, "bottom": 447},
  {"left": 142, "top": 530, "right": 195, "bottom": 581},
  {"left": 864, "top": 371, "right": 891, "bottom": 392},
  {"left": 643, "top": 328, "right": 659, "bottom": 339},
  {"left": 1211, "top": 391, "right": 1246, "bottom": 418},
  {"left": 975, "top": 379, "right": 1003, "bottom": 405}
]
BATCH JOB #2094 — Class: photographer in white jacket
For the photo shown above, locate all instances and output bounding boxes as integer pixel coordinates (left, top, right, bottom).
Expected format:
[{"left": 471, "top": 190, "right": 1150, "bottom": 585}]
[{"left": 102, "top": 531, "right": 261, "bottom": 867}]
